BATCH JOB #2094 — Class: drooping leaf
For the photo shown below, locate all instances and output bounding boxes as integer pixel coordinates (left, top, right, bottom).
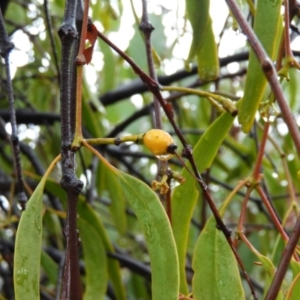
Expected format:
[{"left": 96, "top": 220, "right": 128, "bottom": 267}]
[
  {"left": 84, "top": 142, "right": 179, "bottom": 300},
  {"left": 192, "top": 216, "right": 245, "bottom": 299},
  {"left": 238, "top": 0, "right": 282, "bottom": 132},
  {"left": 103, "top": 165, "right": 127, "bottom": 235},
  {"left": 115, "top": 172, "right": 179, "bottom": 300},
  {"left": 172, "top": 112, "right": 234, "bottom": 293},
  {"left": 186, "top": 0, "right": 210, "bottom": 60},
  {"left": 196, "top": 16, "right": 219, "bottom": 80},
  {"left": 171, "top": 175, "right": 198, "bottom": 295},
  {"left": 186, "top": 0, "right": 219, "bottom": 80},
  {"left": 14, "top": 156, "right": 60, "bottom": 300},
  {"left": 78, "top": 219, "right": 108, "bottom": 300},
  {"left": 33, "top": 173, "right": 126, "bottom": 300},
  {"left": 76, "top": 196, "right": 126, "bottom": 300}
]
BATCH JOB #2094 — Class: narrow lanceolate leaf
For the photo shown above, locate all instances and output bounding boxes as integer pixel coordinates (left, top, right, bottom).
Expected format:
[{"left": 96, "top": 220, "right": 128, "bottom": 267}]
[
  {"left": 196, "top": 16, "right": 219, "bottom": 80},
  {"left": 116, "top": 172, "right": 179, "bottom": 300},
  {"left": 86, "top": 143, "right": 179, "bottom": 300},
  {"left": 104, "top": 166, "right": 127, "bottom": 235},
  {"left": 78, "top": 219, "right": 108, "bottom": 300},
  {"left": 14, "top": 155, "right": 60, "bottom": 300},
  {"left": 238, "top": 0, "right": 282, "bottom": 132},
  {"left": 192, "top": 217, "right": 245, "bottom": 300},
  {"left": 186, "top": 0, "right": 219, "bottom": 80},
  {"left": 77, "top": 198, "right": 126, "bottom": 300},
  {"left": 172, "top": 112, "right": 234, "bottom": 293}
]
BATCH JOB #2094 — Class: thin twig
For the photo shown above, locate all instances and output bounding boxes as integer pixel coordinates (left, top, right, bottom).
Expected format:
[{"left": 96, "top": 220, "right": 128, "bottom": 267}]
[
  {"left": 139, "top": 0, "right": 162, "bottom": 129},
  {"left": 43, "top": 0, "right": 60, "bottom": 79},
  {"left": 265, "top": 214, "right": 300, "bottom": 299},
  {"left": 0, "top": 8, "right": 27, "bottom": 209}
]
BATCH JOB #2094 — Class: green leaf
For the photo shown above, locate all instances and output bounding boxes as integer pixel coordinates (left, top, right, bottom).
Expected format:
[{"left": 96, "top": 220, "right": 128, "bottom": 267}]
[
  {"left": 192, "top": 217, "right": 245, "bottom": 299},
  {"left": 76, "top": 198, "right": 126, "bottom": 300},
  {"left": 186, "top": 0, "right": 210, "bottom": 60},
  {"left": 26, "top": 166, "right": 126, "bottom": 300},
  {"left": 186, "top": 0, "right": 219, "bottom": 80},
  {"left": 78, "top": 219, "right": 108, "bottom": 300},
  {"left": 116, "top": 172, "right": 179, "bottom": 300},
  {"left": 40, "top": 251, "right": 58, "bottom": 286},
  {"left": 14, "top": 156, "right": 60, "bottom": 300},
  {"left": 172, "top": 176, "right": 198, "bottom": 294},
  {"left": 196, "top": 16, "right": 219, "bottom": 81},
  {"left": 172, "top": 112, "right": 234, "bottom": 293},
  {"left": 91, "top": 145, "right": 179, "bottom": 300},
  {"left": 103, "top": 165, "right": 127, "bottom": 235},
  {"left": 238, "top": 0, "right": 282, "bottom": 132}
]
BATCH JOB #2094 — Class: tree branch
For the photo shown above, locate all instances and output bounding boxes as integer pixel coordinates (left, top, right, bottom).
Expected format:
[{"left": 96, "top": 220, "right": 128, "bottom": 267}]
[{"left": 58, "top": 0, "right": 83, "bottom": 298}]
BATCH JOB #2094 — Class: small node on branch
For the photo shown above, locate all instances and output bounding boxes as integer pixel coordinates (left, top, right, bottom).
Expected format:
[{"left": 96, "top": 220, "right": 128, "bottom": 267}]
[
  {"left": 60, "top": 174, "right": 83, "bottom": 195},
  {"left": 181, "top": 144, "right": 193, "bottom": 159},
  {"left": 11, "top": 134, "right": 19, "bottom": 145},
  {"left": 58, "top": 23, "right": 78, "bottom": 39},
  {"left": 261, "top": 58, "right": 273, "bottom": 74},
  {"left": 114, "top": 137, "right": 121, "bottom": 146},
  {"left": 0, "top": 40, "right": 14, "bottom": 58},
  {"left": 139, "top": 21, "right": 155, "bottom": 34},
  {"left": 18, "top": 192, "right": 27, "bottom": 210},
  {"left": 216, "top": 222, "right": 232, "bottom": 237}
]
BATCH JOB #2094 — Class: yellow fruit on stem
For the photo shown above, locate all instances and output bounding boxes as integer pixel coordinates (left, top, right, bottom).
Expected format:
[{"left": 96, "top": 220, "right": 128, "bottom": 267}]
[{"left": 143, "top": 129, "right": 177, "bottom": 161}]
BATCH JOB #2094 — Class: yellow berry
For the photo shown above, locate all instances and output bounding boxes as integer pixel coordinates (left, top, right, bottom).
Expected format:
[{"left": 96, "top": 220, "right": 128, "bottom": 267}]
[{"left": 143, "top": 129, "right": 176, "bottom": 161}]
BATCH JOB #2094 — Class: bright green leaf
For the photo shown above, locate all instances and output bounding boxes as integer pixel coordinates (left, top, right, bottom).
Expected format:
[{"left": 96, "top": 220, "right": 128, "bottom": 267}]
[
  {"left": 186, "top": 0, "right": 219, "bottom": 81},
  {"left": 172, "top": 112, "right": 234, "bottom": 293},
  {"left": 14, "top": 156, "right": 60, "bottom": 300},
  {"left": 196, "top": 16, "right": 219, "bottom": 81},
  {"left": 103, "top": 165, "right": 127, "bottom": 235},
  {"left": 192, "top": 217, "right": 245, "bottom": 300},
  {"left": 186, "top": 0, "right": 210, "bottom": 60},
  {"left": 238, "top": 0, "right": 282, "bottom": 132},
  {"left": 77, "top": 198, "right": 126, "bottom": 300},
  {"left": 116, "top": 172, "right": 179, "bottom": 300},
  {"left": 78, "top": 219, "right": 108, "bottom": 300}
]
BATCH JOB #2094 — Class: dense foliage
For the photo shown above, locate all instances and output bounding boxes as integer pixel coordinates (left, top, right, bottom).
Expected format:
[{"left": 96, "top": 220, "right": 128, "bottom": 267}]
[{"left": 1, "top": 0, "right": 300, "bottom": 299}]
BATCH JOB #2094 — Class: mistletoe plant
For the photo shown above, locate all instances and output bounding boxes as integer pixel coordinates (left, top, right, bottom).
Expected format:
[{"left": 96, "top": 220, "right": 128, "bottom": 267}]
[{"left": 1, "top": 0, "right": 300, "bottom": 300}]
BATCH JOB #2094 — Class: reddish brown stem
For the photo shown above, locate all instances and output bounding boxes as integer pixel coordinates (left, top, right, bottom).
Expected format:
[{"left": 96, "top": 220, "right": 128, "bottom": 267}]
[
  {"left": 265, "top": 214, "right": 300, "bottom": 299},
  {"left": 256, "top": 186, "right": 299, "bottom": 262},
  {"left": 252, "top": 122, "right": 270, "bottom": 181}
]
